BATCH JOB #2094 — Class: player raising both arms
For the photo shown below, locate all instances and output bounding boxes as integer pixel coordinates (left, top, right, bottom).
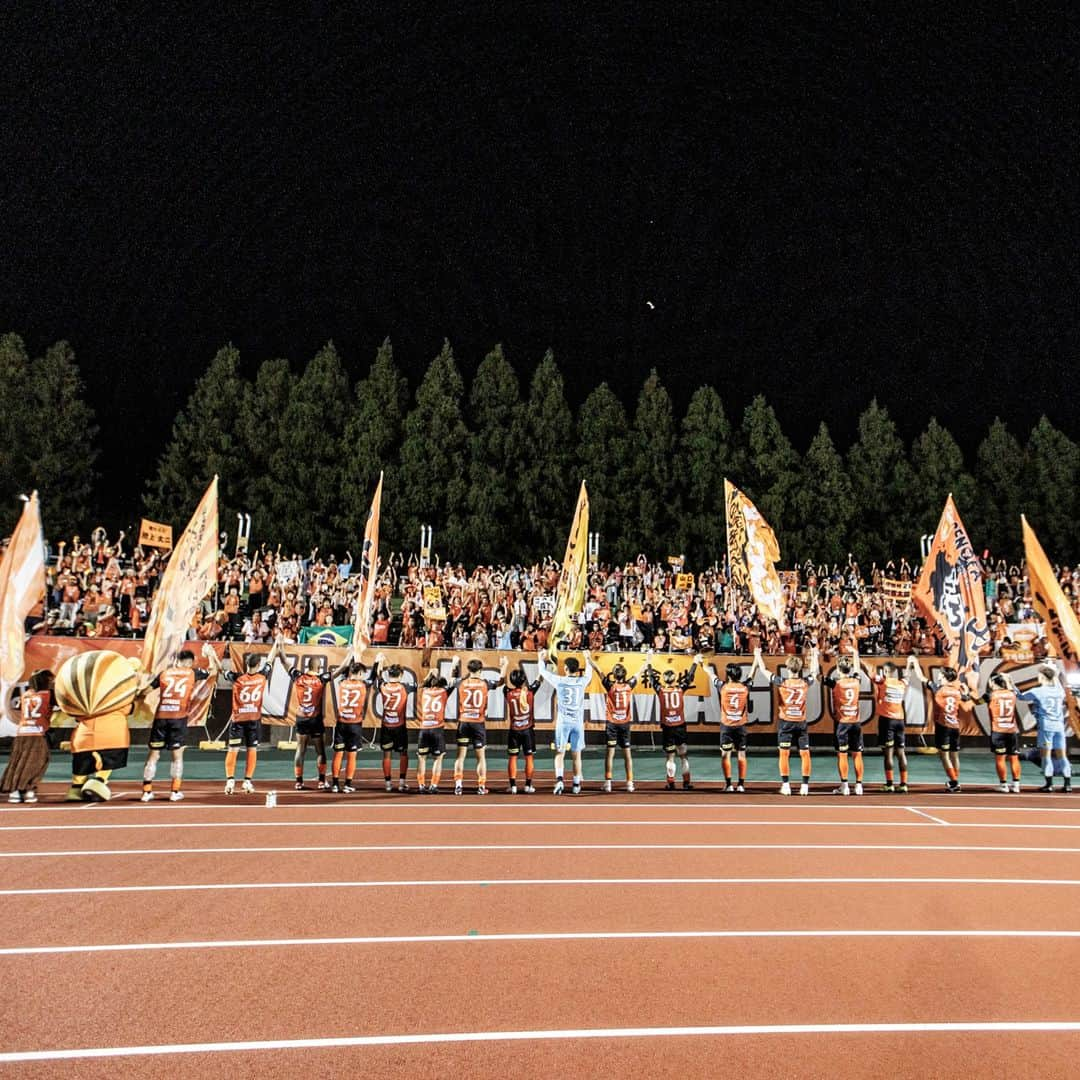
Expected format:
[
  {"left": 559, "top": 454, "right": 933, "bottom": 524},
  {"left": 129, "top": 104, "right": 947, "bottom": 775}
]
[
  {"left": 599, "top": 659, "right": 641, "bottom": 793},
  {"left": 378, "top": 662, "right": 414, "bottom": 792},
  {"left": 873, "top": 656, "right": 920, "bottom": 793},
  {"left": 538, "top": 650, "right": 595, "bottom": 795},
  {"left": 328, "top": 652, "right": 381, "bottom": 793},
  {"left": 453, "top": 656, "right": 508, "bottom": 796},
  {"left": 822, "top": 650, "right": 866, "bottom": 796},
  {"left": 504, "top": 666, "right": 542, "bottom": 794},
  {"left": 980, "top": 671, "right": 1022, "bottom": 793},
  {"left": 223, "top": 637, "right": 282, "bottom": 794},
  {"left": 758, "top": 646, "right": 820, "bottom": 796},
  {"left": 280, "top": 652, "right": 334, "bottom": 790},
  {"left": 705, "top": 655, "right": 760, "bottom": 793},
  {"left": 642, "top": 652, "right": 700, "bottom": 791},
  {"left": 142, "top": 644, "right": 220, "bottom": 802},
  {"left": 416, "top": 657, "right": 461, "bottom": 794},
  {"left": 927, "top": 666, "right": 969, "bottom": 793},
  {"left": 1018, "top": 666, "right": 1073, "bottom": 793}
]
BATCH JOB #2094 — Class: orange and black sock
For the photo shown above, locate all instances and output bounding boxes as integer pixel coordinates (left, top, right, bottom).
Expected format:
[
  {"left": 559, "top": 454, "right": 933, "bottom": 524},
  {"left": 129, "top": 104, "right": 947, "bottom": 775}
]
[
  {"left": 225, "top": 750, "right": 238, "bottom": 778},
  {"left": 1010, "top": 755, "right": 1021, "bottom": 781},
  {"left": 737, "top": 757, "right": 747, "bottom": 781},
  {"left": 332, "top": 751, "right": 344, "bottom": 780},
  {"left": 779, "top": 748, "right": 790, "bottom": 781},
  {"left": 799, "top": 750, "right": 811, "bottom": 779},
  {"left": 244, "top": 749, "right": 257, "bottom": 779},
  {"left": 382, "top": 752, "right": 392, "bottom": 781},
  {"left": 837, "top": 754, "right": 849, "bottom": 782},
  {"left": 399, "top": 753, "right": 408, "bottom": 781},
  {"left": 525, "top": 755, "right": 535, "bottom": 783},
  {"left": 884, "top": 767, "right": 894, "bottom": 785},
  {"left": 853, "top": 752, "right": 864, "bottom": 782},
  {"left": 509, "top": 756, "right": 518, "bottom": 782},
  {"left": 722, "top": 757, "right": 732, "bottom": 782},
  {"left": 995, "top": 756, "right": 1007, "bottom": 782},
  {"left": 346, "top": 751, "right": 357, "bottom": 781}
]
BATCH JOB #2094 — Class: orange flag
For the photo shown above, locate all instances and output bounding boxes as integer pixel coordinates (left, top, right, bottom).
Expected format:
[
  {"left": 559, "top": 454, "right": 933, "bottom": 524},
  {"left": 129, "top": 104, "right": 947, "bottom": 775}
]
[
  {"left": 140, "top": 477, "right": 219, "bottom": 679},
  {"left": 0, "top": 492, "right": 46, "bottom": 685},
  {"left": 353, "top": 472, "right": 383, "bottom": 656},
  {"left": 724, "top": 479, "right": 786, "bottom": 628},
  {"left": 913, "top": 495, "right": 989, "bottom": 685}
]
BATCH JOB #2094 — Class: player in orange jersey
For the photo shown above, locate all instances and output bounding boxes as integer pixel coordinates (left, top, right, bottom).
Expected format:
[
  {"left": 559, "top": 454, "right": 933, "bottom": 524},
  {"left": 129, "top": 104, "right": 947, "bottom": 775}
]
[
  {"left": 705, "top": 655, "right": 762, "bottom": 793},
  {"left": 280, "top": 652, "right": 334, "bottom": 790},
  {"left": 641, "top": 651, "right": 700, "bottom": 791},
  {"left": 328, "top": 652, "right": 382, "bottom": 793},
  {"left": 378, "top": 661, "right": 415, "bottom": 792},
  {"left": 416, "top": 656, "right": 461, "bottom": 794},
  {"left": 599, "top": 660, "right": 643, "bottom": 793},
  {"left": 141, "top": 643, "right": 220, "bottom": 802},
  {"left": 503, "top": 666, "right": 542, "bottom": 794},
  {"left": 979, "top": 671, "right": 1022, "bottom": 793},
  {"left": 873, "top": 655, "right": 920, "bottom": 792},
  {"left": 453, "top": 656, "right": 508, "bottom": 796},
  {"left": 925, "top": 666, "right": 970, "bottom": 792},
  {"left": 222, "top": 637, "right": 282, "bottom": 794},
  {"left": 822, "top": 651, "right": 867, "bottom": 796},
  {"left": 757, "top": 646, "right": 820, "bottom": 795}
]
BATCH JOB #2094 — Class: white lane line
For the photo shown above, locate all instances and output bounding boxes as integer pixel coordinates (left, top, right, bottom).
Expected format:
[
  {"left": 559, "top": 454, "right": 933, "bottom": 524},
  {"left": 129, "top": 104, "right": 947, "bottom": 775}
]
[
  {"left": 5, "top": 1021, "right": 1080, "bottom": 1061},
  {"left": 907, "top": 807, "right": 948, "bottom": 825},
  {"left": 3, "top": 927, "right": 1080, "bottom": 958},
  {"left": 0, "top": 819, "right": 946, "bottom": 832},
  {"left": 5, "top": 876, "right": 1080, "bottom": 898},
  {"left": 3, "top": 842, "right": 1080, "bottom": 859}
]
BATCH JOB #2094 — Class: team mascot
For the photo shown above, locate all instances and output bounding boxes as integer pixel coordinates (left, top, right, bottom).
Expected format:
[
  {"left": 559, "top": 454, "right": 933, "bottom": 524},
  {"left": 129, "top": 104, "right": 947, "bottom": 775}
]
[{"left": 55, "top": 650, "right": 139, "bottom": 802}]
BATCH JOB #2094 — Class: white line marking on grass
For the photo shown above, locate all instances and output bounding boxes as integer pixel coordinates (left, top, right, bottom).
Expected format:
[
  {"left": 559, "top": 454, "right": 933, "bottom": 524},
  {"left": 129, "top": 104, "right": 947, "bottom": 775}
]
[
  {"left": 3, "top": 842, "right": 1080, "bottom": 859},
  {"left": 3, "top": 927, "right": 1079, "bottom": 958},
  {"left": 4, "top": 876, "right": 1080, "bottom": 898},
  {"left": 5, "top": 1021, "right": 1080, "bottom": 1061},
  {"left": 907, "top": 807, "right": 948, "bottom": 825}
]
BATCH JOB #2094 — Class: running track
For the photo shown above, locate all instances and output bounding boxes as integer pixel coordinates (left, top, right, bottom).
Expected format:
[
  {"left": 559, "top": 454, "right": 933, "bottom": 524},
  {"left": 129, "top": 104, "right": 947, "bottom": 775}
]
[{"left": 3, "top": 784, "right": 1080, "bottom": 1078}]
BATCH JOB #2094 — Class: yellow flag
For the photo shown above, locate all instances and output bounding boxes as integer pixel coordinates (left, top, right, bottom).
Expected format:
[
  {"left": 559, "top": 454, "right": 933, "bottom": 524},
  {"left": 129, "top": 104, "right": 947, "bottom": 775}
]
[
  {"left": 1023, "top": 515, "right": 1080, "bottom": 663},
  {"left": 0, "top": 492, "right": 45, "bottom": 684},
  {"left": 140, "top": 477, "right": 219, "bottom": 678},
  {"left": 549, "top": 480, "right": 589, "bottom": 648},
  {"left": 353, "top": 472, "right": 383, "bottom": 656},
  {"left": 724, "top": 479, "right": 785, "bottom": 628}
]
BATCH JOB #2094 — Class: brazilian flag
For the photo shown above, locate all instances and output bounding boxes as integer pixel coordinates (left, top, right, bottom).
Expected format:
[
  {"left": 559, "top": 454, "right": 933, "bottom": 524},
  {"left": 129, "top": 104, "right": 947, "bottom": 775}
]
[{"left": 298, "top": 625, "right": 355, "bottom": 647}]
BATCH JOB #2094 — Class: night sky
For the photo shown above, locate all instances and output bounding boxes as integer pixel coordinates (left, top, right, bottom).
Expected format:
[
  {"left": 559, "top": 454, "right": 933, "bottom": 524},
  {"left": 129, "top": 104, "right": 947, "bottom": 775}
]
[{"left": 5, "top": 5, "right": 1080, "bottom": 516}]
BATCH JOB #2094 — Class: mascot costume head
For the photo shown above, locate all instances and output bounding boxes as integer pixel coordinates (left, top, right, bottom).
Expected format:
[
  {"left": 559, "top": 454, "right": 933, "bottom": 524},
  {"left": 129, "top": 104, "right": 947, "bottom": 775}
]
[{"left": 55, "top": 651, "right": 138, "bottom": 801}]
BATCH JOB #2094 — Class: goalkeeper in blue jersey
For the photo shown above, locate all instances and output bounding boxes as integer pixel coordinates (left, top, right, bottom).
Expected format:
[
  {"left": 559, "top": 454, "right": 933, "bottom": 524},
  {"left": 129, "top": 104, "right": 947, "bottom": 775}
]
[
  {"left": 1017, "top": 665, "right": 1074, "bottom": 793},
  {"left": 538, "top": 649, "right": 597, "bottom": 795}
]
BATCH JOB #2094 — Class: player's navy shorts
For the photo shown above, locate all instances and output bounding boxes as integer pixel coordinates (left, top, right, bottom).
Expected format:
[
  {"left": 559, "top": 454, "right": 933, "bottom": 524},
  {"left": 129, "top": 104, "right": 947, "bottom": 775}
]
[
  {"left": 507, "top": 727, "right": 536, "bottom": 755},
  {"left": 417, "top": 729, "right": 446, "bottom": 756},
  {"left": 934, "top": 725, "right": 959, "bottom": 752},
  {"left": 720, "top": 724, "right": 748, "bottom": 752},
  {"left": 879, "top": 719, "right": 906, "bottom": 749},
  {"left": 778, "top": 720, "right": 809, "bottom": 751},
  {"left": 295, "top": 718, "right": 326, "bottom": 737},
  {"left": 333, "top": 722, "right": 363, "bottom": 752},
  {"left": 456, "top": 721, "right": 487, "bottom": 749},
  {"left": 148, "top": 716, "right": 187, "bottom": 751},
  {"left": 380, "top": 724, "right": 409, "bottom": 753},
  {"left": 991, "top": 730, "right": 1019, "bottom": 755},
  {"left": 605, "top": 721, "right": 631, "bottom": 749},
  {"left": 661, "top": 722, "right": 688, "bottom": 752},
  {"left": 227, "top": 720, "right": 260, "bottom": 748},
  {"left": 835, "top": 722, "right": 864, "bottom": 753}
]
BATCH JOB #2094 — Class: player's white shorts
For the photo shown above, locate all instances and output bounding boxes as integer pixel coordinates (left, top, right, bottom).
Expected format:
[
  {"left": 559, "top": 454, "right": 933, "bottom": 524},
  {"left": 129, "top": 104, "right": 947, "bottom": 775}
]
[
  {"left": 1038, "top": 727, "right": 1067, "bottom": 751},
  {"left": 554, "top": 720, "right": 586, "bottom": 753}
]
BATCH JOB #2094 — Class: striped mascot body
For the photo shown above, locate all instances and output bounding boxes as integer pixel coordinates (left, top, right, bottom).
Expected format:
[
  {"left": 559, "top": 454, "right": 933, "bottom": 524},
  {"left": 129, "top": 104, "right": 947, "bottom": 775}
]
[{"left": 55, "top": 651, "right": 139, "bottom": 802}]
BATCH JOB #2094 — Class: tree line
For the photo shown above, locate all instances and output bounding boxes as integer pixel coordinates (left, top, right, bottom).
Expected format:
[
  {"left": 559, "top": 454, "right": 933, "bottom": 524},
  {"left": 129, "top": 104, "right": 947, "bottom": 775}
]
[{"left": 2, "top": 330, "right": 1078, "bottom": 567}]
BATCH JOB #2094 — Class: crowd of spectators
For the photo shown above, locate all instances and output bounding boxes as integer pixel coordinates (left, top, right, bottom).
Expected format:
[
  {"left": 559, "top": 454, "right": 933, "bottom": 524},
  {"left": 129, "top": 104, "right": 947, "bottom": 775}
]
[{"left": 17, "top": 527, "right": 1080, "bottom": 660}]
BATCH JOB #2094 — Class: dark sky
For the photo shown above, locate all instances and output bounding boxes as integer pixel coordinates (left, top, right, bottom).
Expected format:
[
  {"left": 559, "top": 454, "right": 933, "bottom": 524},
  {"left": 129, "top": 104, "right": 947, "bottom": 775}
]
[{"left": 5, "top": 4, "right": 1080, "bottom": 514}]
